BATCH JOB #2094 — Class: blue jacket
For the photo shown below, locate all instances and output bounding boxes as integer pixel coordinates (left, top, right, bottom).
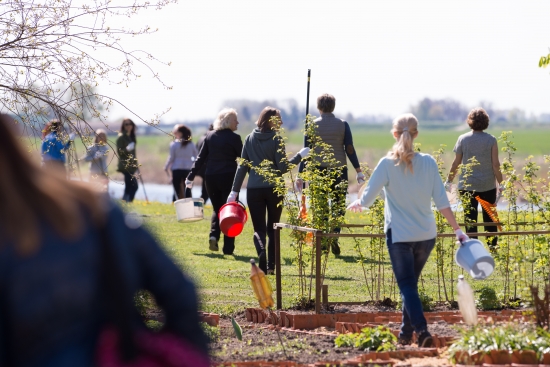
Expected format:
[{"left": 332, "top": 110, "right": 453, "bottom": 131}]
[
  {"left": 0, "top": 200, "right": 208, "bottom": 367},
  {"left": 41, "top": 132, "right": 70, "bottom": 163}
]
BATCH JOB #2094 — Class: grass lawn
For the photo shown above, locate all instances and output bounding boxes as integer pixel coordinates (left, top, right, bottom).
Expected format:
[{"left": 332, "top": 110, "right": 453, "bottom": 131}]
[{"left": 129, "top": 200, "right": 527, "bottom": 316}]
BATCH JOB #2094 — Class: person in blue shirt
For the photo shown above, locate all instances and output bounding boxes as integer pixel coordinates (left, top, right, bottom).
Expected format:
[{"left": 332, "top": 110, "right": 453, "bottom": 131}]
[
  {"left": 41, "top": 119, "right": 74, "bottom": 172},
  {"left": 0, "top": 114, "right": 209, "bottom": 367},
  {"left": 347, "top": 113, "right": 468, "bottom": 348}
]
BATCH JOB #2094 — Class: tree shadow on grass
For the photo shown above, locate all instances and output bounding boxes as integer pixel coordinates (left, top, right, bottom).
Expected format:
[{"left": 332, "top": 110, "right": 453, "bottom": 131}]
[{"left": 192, "top": 252, "right": 255, "bottom": 263}]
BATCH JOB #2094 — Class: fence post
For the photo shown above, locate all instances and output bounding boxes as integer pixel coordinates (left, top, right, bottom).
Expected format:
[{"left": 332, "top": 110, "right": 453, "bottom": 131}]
[
  {"left": 315, "top": 234, "right": 322, "bottom": 313},
  {"left": 275, "top": 225, "right": 282, "bottom": 310}
]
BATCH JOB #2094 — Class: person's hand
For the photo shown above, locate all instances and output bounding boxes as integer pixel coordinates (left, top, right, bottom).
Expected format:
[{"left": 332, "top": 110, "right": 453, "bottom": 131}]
[
  {"left": 298, "top": 147, "right": 310, "bottom": 159},
  {"left": 498, "top": 181, "right": 505, "bottom": 194},
  {"left": 226, "top": 191, "right": 238, "bottom": 203},
  {"left": 347, "top": 199, "right": 363, "bottom": 213},
  {"left": 294, "top": 178, "right": 304, "bottom": 194},
  {"left": 69, "top": 133, "right": 76, "bottom": 141},
  {"left": 444, "top": 181, "right": 452, "bottom": 193},
  {"left": 356, "top": 172, "right": 366, "bottom": 185},
  {"left": 185, "top": 179, "right": 193, "bottom": 188},
  {"left": 126, "top": 142, "right": 135, "bottom": 151},
  {"left": 455, "top": 229, "right": 469, "bottom": 243}
]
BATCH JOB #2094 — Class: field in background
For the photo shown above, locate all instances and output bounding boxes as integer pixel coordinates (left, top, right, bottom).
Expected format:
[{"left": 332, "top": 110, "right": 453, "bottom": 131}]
[{"left": 20, "top": 124, "right": 550, "bottom": 185}]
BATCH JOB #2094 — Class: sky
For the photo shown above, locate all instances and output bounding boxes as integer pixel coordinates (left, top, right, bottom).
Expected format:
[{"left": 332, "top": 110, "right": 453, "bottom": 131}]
[{"left": 98, "top": 0, "right": 550, "bottom": 123}]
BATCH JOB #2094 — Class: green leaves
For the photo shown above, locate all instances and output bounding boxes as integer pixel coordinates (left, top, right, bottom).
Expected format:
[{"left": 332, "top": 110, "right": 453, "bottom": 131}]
[
  {"left": 334, "top": 326, "right": 397, "bottom": 351},
  {"left": 231, "top": 316, "right": 243, "bottom": 341}
]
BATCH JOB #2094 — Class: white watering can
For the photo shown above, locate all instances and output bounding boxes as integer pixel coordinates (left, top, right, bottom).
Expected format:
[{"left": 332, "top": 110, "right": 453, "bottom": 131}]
[{"left": 455, "top": 239, "right": 494, "bottom": 280}]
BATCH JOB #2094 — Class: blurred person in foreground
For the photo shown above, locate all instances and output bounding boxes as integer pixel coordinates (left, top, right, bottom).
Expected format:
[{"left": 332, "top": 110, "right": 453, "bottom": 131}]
[
  {"left": 0, "top": 114, "right": 209, "bottom": 366},
  {"left": 227, "top": 107, "right": 310, "bottom": 274},
  {"left": 186, "top": 108, "right": 243, "bottom": 254},
  {"left": 297, "top": 93, "right": 365, "bottom": 255},
  {"left": 347, "top": 113, "right": 468, "bottom": 348},
  {"left": 195, "top": 124, "right": 214, "bottom": 204},
  {"left": 116, "top": 118, "right": 139, "bottom": 202},
  {"left": 445, "top": 108, "right": 504, "bottom": 250},
  {"left": 41, "top": 118, "right": 75, "bottom": 173},
  {"left": 165, "top": 124, "right": 197, "bottom": 201},
  {"left": 81, "top": 129, "right": 109, "bottom": 190}
]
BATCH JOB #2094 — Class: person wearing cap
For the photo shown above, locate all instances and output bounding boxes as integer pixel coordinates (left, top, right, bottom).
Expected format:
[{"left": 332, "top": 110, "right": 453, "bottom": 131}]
[
  {"left": 297, "top": 93, "right": 365, "bottom": 255},
  {"left": 347, "top": 113, "right": 468, "bottom": 348}
]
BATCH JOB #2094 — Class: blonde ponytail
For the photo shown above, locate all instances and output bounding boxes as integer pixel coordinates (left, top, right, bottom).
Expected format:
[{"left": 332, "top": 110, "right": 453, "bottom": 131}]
[{"left": 387, "top": 113, "right": 418, "bottom": 173}]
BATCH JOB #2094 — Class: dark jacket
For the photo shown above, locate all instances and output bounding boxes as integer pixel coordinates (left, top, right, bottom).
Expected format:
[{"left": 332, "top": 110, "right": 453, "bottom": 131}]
[
  {"left": 187, "top": 129, "right": 242, "bottom": 180},
  {"left": 231, "top": 128, "right": 303, "bottom": 192},
  {"left": 195, "top": 133, "right": 208, "bottom": 177},
  {"left": 0, "top": 200, "right": 207, "bottom": 367},
  {"left": 116, "top": 133, "right": 138, "bottom": 174}
]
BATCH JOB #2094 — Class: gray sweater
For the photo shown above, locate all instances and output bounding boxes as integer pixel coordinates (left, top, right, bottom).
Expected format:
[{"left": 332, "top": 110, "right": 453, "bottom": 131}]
[{"left": 231, "top": 128, "right": 303, "bottom": 191}]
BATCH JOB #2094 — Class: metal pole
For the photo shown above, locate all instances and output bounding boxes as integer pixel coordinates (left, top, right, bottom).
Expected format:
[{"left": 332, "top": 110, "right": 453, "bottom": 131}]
[
  {"left": 315, "top": 234, "right": 321, "bottom": 314},
  {"left": 299, "top": 69, "right": 311, "bottom": 176},
  {"left": 137, "top": 169, "right": 149, "bottom": 203},
  {"left": 275, "top": 226, "right": 282, "bottom": 310}
]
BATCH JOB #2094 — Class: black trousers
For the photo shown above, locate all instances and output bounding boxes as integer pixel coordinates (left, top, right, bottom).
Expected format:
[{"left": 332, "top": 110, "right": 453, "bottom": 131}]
[
  {"left": 247, "top": 187, "right": 284, "bottom": 273},
  {"left": 122, "top": 171, "right": 138, "bottom": 202},
  {"left": 459, "top": 188, "right": 498, "bottom": 248},
  {"left": 197, "top": 175, "right": 209, "bottom": 203},
  {"left": 205, "top": 173, "right": 235, "bottom": 255},
  {"left": 319, "top": 167, "right": 348, "bottom": 234},
  {"left": 172, "top": 169, "right": 191, "bottom": 201}
]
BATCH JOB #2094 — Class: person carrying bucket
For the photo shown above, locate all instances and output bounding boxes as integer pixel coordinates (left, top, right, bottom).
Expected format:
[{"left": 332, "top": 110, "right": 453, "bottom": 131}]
[
  {"left": 165, "top": 124, "right": 197, "bottom": 201},
  {"left": 347, "top": 113, "right": 468, "bottom": 348},
  {"left": 227, "top": 107, "right": 310, "bottom": 274},
  {"left": 185, "top": 108, "right": 243, "bottom": 255}
]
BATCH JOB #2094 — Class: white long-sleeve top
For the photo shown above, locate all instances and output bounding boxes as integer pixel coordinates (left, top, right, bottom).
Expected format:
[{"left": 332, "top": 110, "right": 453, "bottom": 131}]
[
  {"left": 164, "top": 141, "right": 198, "bottom": 171},
  {"left": 359, "top": 153, "right": 450, "bottom": 243}
]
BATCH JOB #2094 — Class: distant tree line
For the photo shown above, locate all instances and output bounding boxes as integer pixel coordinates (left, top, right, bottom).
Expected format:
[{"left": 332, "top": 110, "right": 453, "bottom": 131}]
[{"left": 169, "top": 97, "right": 550, "bottom": 132}]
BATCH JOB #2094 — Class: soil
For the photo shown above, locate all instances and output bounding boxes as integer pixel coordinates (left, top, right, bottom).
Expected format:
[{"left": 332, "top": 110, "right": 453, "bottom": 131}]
[{"left": 210, "top": 311, "right": 460, "bottom": 365}]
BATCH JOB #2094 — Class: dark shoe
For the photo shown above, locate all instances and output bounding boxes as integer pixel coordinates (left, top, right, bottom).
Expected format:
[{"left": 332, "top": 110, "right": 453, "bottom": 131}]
[
  {"left": 209, "top": 236, "right": 219, "bottom": 251},
  {"left": 258, "top": 251, "right": 267, "bottom": 274},
  {"left": 417, "top": 330, "right": 433, "bottom": 348},
  {"left": 331, "top": 240, "right": 341, "bottom": 255},
  {"left": 398, "top": 336, "right": 412, "bottom": 346}
]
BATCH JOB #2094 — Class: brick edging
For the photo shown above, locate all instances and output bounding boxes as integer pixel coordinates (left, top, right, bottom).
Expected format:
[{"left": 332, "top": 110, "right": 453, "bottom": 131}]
[{"left": 245, "top": 308, "right": 529, "bottom": 330}]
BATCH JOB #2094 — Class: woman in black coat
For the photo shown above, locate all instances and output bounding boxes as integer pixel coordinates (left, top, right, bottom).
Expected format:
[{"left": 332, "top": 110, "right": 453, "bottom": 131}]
[{"left": 186, "top": 108, "right": 243, "bottom": 255}]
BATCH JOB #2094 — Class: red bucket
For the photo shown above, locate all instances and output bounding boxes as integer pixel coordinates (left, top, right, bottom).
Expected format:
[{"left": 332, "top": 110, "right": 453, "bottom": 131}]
[{"left": 218, "top": 201, "right": 248, "bottom": 237}]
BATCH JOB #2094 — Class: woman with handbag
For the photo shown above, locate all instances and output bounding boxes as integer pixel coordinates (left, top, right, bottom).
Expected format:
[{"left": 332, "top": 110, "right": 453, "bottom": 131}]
[
  {"left": 227, "top": 107, "right": 309, "bottom": 274},
  {"left": 0, "top": 114, "right": 209, "bottom": 367}
]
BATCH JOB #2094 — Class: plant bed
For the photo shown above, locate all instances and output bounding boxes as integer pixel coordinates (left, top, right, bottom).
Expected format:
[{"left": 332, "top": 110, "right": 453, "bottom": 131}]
[{"left": 211, "top": 316, "right": 451, "bottom": 366}]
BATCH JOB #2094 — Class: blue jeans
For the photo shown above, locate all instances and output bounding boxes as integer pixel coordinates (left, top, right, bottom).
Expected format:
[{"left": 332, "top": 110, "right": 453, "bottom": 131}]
[{"left": 386, "top": 228, "right": 435, "bottom": 338}]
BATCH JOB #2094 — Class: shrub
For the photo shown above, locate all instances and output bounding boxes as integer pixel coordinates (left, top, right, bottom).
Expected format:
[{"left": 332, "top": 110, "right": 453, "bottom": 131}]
[
  {"left": 334, "top": 326, "right": 397, "bottom": 351},
  {"left": 419, "top": 291, "right": 434, "bottom": 312},
  {"left": 477, "top": 286, "right": 501, "bottom": 310},
  {"left": 201, "top": 322, "right": 220, "bottom": 343}
]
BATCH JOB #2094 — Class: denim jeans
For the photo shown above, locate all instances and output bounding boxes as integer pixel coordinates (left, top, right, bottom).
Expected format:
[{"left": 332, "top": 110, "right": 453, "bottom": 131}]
[{"left": 386, "top": 228, "right": 435, "bottom": 338}]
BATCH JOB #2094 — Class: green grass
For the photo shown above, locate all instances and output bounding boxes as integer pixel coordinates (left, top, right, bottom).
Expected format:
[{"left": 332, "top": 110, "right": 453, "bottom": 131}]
[{"left": 128, "top": 200, "right": 536, "bottom": 316}]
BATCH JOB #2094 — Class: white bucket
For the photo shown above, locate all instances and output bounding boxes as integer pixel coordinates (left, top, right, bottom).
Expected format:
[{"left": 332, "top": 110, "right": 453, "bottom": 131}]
[
  {"left": 174, "top": 198, "right": 204, "bottom": 223},
  {"left": 455, "top": 239, "right": 495, "bottom": 280}
]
